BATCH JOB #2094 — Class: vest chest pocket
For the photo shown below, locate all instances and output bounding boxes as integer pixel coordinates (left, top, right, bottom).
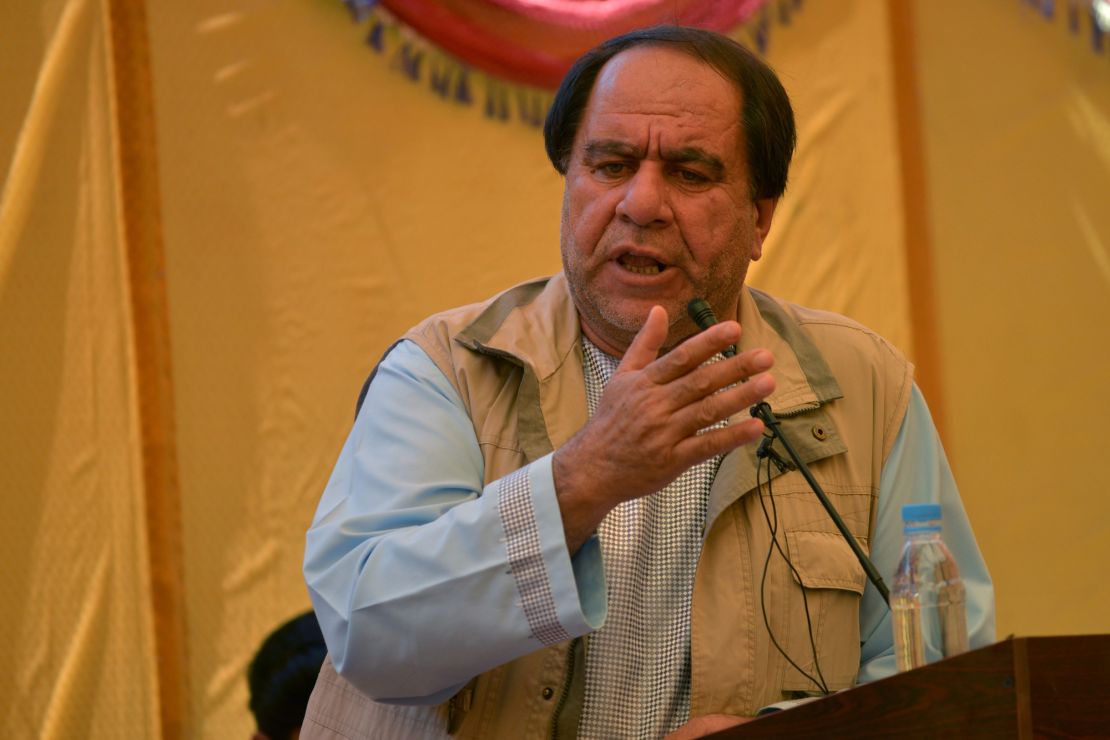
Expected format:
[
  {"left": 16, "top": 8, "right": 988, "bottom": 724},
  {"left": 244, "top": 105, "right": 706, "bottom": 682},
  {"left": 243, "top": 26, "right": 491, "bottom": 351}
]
[
  {"left": 786, "top": 530, "right": 868, "bottom": 594},
  {"left": 778, "top": 529, "right": 868, "bottom": 692}
]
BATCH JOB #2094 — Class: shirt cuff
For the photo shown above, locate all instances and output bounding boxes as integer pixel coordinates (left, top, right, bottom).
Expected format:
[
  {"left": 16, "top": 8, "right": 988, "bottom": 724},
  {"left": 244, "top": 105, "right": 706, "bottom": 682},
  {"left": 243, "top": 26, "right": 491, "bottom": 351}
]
[{"left": 498, "top": 453, "right": 606, "bottom": 645}]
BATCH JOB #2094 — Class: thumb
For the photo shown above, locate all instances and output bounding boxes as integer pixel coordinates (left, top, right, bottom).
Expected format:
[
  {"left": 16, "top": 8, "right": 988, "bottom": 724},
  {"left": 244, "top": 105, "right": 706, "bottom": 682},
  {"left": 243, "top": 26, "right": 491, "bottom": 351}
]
[{"left": 618, "top": 305, "right": 669, "bottom": 372}]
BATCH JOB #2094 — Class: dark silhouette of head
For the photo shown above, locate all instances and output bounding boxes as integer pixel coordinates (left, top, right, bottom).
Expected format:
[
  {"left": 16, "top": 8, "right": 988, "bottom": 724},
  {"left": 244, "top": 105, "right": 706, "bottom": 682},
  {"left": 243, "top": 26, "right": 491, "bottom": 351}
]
[{"left": 247, "top": 611, "right": 326, "bottom": 740}]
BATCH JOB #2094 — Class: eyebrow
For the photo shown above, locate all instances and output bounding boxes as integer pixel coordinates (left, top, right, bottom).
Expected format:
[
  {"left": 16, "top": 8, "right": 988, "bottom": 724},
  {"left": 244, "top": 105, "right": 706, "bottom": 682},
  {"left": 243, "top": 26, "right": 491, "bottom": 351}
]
[
  {"left": 665, "top": 147, "right": 726, "bottom": 179},
  {"left": 582, "top": 139, "right": 726, "bottom": 179},
  {"left": 583, "top": 140, "right": 643, "bottom": 161}
]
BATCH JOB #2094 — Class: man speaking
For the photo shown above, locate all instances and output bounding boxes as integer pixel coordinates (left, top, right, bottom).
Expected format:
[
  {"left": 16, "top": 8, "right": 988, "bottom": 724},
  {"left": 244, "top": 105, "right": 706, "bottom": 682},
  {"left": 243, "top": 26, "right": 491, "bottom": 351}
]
[{"left": 302, "top": 25, "right": 994, "bottom": 739}]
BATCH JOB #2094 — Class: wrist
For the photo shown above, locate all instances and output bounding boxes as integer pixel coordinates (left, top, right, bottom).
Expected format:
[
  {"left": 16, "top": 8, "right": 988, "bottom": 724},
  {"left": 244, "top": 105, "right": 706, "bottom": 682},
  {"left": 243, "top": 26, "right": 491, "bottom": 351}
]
[{"left": 552, "top": 443, "right": 613, "bottom": 555}]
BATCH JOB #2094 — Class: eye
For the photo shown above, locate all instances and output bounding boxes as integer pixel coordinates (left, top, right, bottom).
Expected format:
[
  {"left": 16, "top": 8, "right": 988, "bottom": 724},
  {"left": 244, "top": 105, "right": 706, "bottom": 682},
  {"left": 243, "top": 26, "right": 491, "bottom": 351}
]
[
  {"left": 675, "top": 168, "right": 709, "bottom": 184},
  {"left": 595, "top": 162, "right": 631, "bottom": 179}
]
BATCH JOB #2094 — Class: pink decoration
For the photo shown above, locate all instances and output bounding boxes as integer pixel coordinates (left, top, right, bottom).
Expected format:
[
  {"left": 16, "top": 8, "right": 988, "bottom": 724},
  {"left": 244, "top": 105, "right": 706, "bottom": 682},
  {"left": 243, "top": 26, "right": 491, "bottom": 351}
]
[{"left": 380, "top": 0, "right": 772, "bottom": 88}]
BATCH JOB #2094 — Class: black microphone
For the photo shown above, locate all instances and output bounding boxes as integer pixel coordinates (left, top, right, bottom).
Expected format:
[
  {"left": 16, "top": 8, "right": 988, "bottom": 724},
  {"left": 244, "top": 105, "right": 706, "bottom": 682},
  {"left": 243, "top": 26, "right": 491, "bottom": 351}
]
[
  {"left": 685, "top": 296, "right": 891, "bottom": 605},
  {"left": 686, "top": 298, "right": 736, "bottom": 358}
]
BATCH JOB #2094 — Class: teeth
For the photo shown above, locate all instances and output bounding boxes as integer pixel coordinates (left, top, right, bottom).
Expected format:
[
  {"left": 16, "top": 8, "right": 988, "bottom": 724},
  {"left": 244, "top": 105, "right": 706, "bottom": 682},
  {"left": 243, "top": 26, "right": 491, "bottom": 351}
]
[{"left": 624, "top": 263, "right": 662, "bottom": 275}]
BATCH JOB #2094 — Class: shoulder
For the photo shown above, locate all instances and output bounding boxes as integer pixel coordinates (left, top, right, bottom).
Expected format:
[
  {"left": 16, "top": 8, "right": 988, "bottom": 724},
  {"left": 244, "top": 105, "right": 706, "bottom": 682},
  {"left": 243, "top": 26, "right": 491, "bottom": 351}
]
[
  {"left": 409, "top": 276, "right": 555, "bottom": 342},
  {"left": 750, "top": 288, "right": 915, "bottom": 455},
  {"left": 406, "top": 274, "right": 578, "bottom": 377},
  {"left": 402, "top": 276, "right": 551, "bottom": 369},
  {"left": 754, "top": 289, "right": 910, "bottom": 371}
]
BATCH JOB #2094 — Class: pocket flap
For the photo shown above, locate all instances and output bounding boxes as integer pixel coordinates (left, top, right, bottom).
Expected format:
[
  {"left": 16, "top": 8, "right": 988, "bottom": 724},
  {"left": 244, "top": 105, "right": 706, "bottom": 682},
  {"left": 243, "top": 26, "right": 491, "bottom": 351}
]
[{"left": 785, "top": 530, "right": 868, "bottom": 594}]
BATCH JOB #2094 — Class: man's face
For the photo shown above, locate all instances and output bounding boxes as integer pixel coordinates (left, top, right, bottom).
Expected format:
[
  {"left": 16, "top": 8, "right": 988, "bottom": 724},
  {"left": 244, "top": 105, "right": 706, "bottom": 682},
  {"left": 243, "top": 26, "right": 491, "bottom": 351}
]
[{"left": 560, "top": 45, "right": 776, "bottom": 356}]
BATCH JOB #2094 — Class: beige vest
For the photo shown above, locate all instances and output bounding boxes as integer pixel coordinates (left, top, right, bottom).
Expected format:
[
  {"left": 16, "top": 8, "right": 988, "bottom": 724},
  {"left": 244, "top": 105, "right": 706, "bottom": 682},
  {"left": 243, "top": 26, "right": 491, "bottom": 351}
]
[{"left": 303, "top": 273, "right": 913, "bottom": 739}]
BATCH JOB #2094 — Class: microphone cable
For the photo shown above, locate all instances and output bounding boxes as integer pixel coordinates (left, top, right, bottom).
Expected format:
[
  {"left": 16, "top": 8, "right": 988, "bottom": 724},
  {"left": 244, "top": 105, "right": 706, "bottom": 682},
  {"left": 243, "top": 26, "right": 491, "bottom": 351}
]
[{"left": 756, "top": 435, "right": 831, "bottom": 696}]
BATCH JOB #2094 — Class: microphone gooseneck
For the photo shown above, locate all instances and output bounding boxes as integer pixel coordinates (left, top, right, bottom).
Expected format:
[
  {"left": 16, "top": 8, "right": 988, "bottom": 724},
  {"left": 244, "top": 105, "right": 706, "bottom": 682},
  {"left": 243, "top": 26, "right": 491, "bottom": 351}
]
[{"left": 684, "top": 296, "right": 891, "bottom": 606}]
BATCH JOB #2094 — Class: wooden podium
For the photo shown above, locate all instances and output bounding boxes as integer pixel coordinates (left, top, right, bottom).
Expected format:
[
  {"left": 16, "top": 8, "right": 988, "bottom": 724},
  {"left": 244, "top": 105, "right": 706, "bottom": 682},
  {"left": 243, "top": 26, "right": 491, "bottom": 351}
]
[{"left": 712, "top": 635, "right": 1110, "bottom": 738}]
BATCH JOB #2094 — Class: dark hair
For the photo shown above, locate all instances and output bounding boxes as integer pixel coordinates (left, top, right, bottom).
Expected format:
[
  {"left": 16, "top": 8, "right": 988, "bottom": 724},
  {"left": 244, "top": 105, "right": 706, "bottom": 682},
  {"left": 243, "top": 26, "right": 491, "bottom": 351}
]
[
  {"left": 543, "top": 25, "right": 796, "bottom": 200},
  {"left": 248, "top": 611, "right": 327, "bottom": 740}
]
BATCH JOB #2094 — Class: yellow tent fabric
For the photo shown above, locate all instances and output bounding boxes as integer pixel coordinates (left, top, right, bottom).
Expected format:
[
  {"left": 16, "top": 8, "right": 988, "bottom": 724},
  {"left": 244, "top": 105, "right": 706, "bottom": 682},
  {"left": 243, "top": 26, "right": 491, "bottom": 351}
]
[
  {"left": 1, "top": 0, "right": 162, "bottom": 737},
  {"left": 2, "top": 0, "right": 1108, "bottom": 737},
  {"left": 916, "top": 0, "right": 1110, "bottom": 644}
]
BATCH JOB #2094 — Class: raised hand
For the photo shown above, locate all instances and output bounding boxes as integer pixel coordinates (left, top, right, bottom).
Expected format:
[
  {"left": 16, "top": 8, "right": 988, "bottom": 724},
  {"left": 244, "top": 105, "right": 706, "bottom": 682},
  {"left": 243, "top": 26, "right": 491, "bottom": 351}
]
[{"left": 553, "top": 305, "right": 775, "bottom": 554}]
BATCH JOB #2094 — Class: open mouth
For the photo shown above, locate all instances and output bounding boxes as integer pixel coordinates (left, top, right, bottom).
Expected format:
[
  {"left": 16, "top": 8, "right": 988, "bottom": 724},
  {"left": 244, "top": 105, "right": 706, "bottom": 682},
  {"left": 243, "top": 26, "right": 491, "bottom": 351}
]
[{"left": 617, "top": 254, "right": 666, "bottom": 275}]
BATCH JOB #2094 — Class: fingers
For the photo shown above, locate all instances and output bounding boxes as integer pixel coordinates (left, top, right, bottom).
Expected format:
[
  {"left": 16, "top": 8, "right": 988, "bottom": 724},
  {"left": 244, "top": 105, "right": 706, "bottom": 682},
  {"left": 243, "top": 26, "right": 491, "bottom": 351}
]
[
  {"left": 645, "top": 319, "right": 742, "bottom": 384},
  {"left": 618, "top": 305, "right": 670, "bottom": 372},
  {"left": 653, "top": 347, "right": 774, "bottom": 415},
  {"left": 616, "top": 309, "right": 776, "bottom": 437},
  {"left": 661, "top": 368, "right": 774, "bottom": 443},
  {"left": 554, "top": 317, "right": 777, "bottom": 521},
  {"left": 674, "top": 414, "right": 767, "bottom": 464}
]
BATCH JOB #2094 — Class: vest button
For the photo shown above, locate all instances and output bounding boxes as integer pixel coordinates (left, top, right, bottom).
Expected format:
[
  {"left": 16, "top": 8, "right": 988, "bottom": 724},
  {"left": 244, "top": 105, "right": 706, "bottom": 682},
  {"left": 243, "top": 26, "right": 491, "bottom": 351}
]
[
  {"left": 542, "top": 687, "right": 554, "bottom": 700},
  {"left": 811, "top": 424, "right": 828, "bottom": 441}
]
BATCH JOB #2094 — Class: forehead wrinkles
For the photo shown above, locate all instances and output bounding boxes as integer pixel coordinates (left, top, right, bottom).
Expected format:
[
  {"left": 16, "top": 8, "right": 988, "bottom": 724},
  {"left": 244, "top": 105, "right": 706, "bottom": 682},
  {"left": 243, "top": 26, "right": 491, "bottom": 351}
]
[
  {"left": 593, "top": 77, "right": 736, "bottom": 121},
  {"left": 584, "top": 109, "right": 742, "bottom": 168},
  {"left": 581, "top": 48, "right": 743, "bottom": 157}
]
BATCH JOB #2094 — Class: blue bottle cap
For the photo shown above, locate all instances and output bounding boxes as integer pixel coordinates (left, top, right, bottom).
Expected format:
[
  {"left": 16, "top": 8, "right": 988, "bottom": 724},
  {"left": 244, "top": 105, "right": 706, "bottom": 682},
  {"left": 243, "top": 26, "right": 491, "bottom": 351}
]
[{"left": 902, "top": 503, "right": 942, "bottom": 522}]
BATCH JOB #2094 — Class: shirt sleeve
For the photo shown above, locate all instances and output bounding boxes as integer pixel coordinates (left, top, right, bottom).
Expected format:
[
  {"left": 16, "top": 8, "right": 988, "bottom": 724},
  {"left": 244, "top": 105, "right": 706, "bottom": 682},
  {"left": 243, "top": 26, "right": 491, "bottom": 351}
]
[
  {"left": 304, "top": 340, "right": 606, "bottom": 704},
  {"left": 856, "top": 384, "right": 996, "bottom": 683}
]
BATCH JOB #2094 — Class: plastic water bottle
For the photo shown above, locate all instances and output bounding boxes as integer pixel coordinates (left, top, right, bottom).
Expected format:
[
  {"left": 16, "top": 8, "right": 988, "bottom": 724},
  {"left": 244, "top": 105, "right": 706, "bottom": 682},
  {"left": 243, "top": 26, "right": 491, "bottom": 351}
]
[{"left": 891, "top": 503, "right": 969, "bottom": 672}]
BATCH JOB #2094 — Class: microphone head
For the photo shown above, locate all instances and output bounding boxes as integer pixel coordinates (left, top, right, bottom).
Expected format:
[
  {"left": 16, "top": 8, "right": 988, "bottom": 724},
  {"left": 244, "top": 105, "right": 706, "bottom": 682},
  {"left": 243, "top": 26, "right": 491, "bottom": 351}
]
[
  {"left": 687, "top": 298, "right": 717, "bottom": 330},
  {"left": 688, "top": 297, "right": 737, "bottom": 358}
]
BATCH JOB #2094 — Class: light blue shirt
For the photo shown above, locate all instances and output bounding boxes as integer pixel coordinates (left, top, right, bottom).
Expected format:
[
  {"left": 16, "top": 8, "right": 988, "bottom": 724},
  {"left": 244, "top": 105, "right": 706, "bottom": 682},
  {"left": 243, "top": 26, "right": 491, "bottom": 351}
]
[{"left": 304, "top": 339, "right": 995, "bottom": 704}]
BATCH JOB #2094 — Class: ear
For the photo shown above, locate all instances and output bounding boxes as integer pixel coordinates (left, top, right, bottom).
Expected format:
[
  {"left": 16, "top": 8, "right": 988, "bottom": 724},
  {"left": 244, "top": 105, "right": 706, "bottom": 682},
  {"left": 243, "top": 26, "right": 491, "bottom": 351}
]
[{"left": 750, "top": 197, "right": 778, "bottom": 262}]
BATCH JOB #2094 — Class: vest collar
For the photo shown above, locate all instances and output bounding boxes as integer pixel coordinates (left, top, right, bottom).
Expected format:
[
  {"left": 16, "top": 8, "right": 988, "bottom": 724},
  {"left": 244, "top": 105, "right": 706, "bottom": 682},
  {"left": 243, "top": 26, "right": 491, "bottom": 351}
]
[
  {"left": 454, "top": 273, "right": 581, "bottom": 383},
  {"left": 707, "top": 287, "right": 848, "bottom": 530},
  {"left": 454, "top": 274, "right": 586, "bottom": 460},
  {"left": 737, "top": 286, "right": 843, "bottom": 413},
  {"left": 451, "top": 276, "right": 845, "bottom": 470}
]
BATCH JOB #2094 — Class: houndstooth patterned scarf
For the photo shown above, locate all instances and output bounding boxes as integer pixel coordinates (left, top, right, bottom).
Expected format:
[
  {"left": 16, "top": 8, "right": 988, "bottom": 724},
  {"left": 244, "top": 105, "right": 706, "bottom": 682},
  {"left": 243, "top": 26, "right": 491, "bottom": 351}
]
[{"left": 578, "top": 338, "right": 725, "bottom": 739}]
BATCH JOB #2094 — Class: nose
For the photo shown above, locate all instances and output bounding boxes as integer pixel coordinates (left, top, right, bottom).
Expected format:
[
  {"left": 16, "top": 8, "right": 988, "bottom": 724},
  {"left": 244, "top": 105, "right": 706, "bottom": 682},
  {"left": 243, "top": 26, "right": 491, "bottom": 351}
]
[{"left": 615, "top": 165, "right": 673, "bottom": 228}]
